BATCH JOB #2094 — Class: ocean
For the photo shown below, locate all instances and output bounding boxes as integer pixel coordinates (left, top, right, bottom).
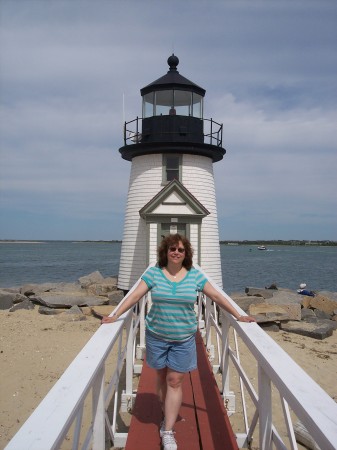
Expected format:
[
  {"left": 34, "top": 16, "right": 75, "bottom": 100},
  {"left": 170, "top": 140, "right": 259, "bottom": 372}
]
[{"left": 0, "top": 241, "right": 336, "bottom": 294}]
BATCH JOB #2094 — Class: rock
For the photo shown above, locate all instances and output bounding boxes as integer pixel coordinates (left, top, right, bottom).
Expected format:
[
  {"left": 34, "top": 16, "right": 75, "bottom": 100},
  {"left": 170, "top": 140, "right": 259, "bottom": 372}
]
[
  {"left": 301, "top": 308, "right": 316, "bottom": 320},
  {"left": 55, "top": 305, "right": 86, "bottom": 322},
  {"left": 78, "top": 271, "right": 104, "bottom": 288},
  {"left": 314, "top": 309, "right": 332, "bottom": 320},
  {"left": 38, "top": 306, "right": 66, "bottom": 315},
  {"left": 108, "top": 290, "right": 125, "bottom": 305},
  {"left": 309, "top": 294, "right": 337, "bottom": 315},
  {"left": 244, "top": 287, "right": 274, "bottom": 299},
  {"left": 260, "top": 323, "right": 280, "bottom": 332},
  {"left": 267, "top": 290, "right": 302, "bottom": 305},
  {"left": 86, "top": 277, "right": 118, "bottom": 296},
  {"left": 21, "top": 282, "right": 83, "bottom": 296},
  {"left": 316, "top": 291, "right": 337, "bottom": 301},
  {"left": 265, "top": 283, "right": 278, "bottom": 290},
  {"left": 249, "top": 303, "right": 301, "bottom": 321},
  {"left": 230, "top": 294, "right": 265, "bottom": 312},
  {"left": 32, "top": 293, "right": 108, "bottom": 308},
  {"left": 0, "top": 290, "right": 27, "bottom": 310},
  {"left": 300, "top": 296, "right": 312, "bottom": 309},
  {"left": 9, "top": 299, "right": 35, "bottom": 312},
  {"left": 91, "top": 305, "right": 115, "bottom": 319},
  {"left": 280, "top": 320, "right": 334, "bottom": 340}
]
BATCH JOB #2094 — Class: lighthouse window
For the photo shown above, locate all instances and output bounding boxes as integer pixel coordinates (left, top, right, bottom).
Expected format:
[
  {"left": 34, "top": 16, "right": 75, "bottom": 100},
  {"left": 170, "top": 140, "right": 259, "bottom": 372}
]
[
  {"left": 163, "top": 154, "right": 181, "bottom": 183},
  {"left": 192, "top": 93, "right": 203, "bottom": 118},
  {"left": 155, "top": 91, "right": 174, "bottom": 116},
  {"left": 174, "top": 91, "right": 192, "bottom": 116},
  {"left": 143, "top": 92, "right": 154, "bottom": 117}
]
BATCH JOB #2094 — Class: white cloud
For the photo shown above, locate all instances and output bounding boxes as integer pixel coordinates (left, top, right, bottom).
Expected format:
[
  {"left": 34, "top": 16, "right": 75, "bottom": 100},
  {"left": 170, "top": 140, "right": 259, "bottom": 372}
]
[{"left": 0, "top": 0, "right": 336, "bottom": 240}]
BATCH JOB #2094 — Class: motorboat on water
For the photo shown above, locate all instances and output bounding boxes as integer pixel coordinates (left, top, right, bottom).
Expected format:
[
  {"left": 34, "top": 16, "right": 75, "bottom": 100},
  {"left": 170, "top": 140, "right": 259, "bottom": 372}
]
[{"left": 258, "top": 245, "right": 267, "bottom": 250}]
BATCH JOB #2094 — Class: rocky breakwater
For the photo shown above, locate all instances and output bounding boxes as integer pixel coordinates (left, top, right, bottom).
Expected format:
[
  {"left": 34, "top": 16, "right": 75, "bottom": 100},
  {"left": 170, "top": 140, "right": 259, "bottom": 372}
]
[
  {"left": 0, "top": 271, "right": 124, "bottom": 321},
  {"left": 230, "top": 286, "right": 337, "bottom": 340}
]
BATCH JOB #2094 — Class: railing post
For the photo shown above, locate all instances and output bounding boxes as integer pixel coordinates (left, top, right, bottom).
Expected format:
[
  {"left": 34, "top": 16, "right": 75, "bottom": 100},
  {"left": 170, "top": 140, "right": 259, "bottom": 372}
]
[
  {"left": 121, "top": 313, "right": 136, "bottom": 412},
  {"left": 210, "top": 118, "right": 213, "bottom": 145},
  {"left": 205, "top": 296, "right": 214, "bottom": 359},
  {"left": 221, "top": 313, "right": 236, "bottom": 415},
  {"left": 92, "top": 365, "right": 105, "bottom": 450},
  {"left": 136, "top": 295, "right": 146, "bottom": 361},
  {"left": 258, "top": 365, "right": 273, "bottom": 450}
]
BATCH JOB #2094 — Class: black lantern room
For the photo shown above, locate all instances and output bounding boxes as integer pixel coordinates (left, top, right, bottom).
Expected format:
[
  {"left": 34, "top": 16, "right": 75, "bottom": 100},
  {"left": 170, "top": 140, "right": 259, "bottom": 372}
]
[{"left": 119, "top": 54, "right": 226, "bottom": 162}]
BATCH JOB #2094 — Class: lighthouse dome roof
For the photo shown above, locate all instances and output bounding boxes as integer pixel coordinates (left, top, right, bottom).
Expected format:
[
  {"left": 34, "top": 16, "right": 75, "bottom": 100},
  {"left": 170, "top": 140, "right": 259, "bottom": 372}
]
[{"left": 140, "top": 54, "right": 206, "bottom": 97}]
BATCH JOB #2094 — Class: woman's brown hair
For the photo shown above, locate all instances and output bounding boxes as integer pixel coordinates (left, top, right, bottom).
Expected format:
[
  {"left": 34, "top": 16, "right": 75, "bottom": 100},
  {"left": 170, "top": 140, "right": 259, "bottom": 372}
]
[{"left": 157, "top": 234, "right": 193, "bottom": 270}]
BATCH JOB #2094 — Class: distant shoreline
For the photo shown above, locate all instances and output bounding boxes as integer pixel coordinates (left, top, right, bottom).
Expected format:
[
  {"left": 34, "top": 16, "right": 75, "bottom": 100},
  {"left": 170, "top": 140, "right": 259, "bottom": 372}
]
[{"left": 0, "top": 239, "right": 336, "bottom": 246}]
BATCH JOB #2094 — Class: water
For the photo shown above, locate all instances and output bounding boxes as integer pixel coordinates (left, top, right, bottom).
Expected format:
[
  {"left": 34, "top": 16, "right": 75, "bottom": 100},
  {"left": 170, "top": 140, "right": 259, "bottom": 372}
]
[{"left": 0, "top": 242, "right": 336, "bottom": 293}]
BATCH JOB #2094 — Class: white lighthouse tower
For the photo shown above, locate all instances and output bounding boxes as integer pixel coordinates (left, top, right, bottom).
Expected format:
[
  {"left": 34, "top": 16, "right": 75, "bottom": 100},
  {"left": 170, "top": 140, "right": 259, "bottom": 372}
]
[{"left": 118, "top": 54, "right": 225, "bottom": 292}]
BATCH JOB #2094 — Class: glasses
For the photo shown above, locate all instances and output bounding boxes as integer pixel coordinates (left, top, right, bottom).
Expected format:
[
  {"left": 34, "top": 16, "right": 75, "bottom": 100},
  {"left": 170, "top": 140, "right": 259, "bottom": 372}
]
[{"left": 169, "top": 246, "right": 185, "bottom": 254}]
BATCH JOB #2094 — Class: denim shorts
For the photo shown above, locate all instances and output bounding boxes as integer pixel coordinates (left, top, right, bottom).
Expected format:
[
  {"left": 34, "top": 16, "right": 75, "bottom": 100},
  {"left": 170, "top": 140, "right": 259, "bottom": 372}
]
[{"left": 145, "top": 329, "right": 197, "bottom": 373}]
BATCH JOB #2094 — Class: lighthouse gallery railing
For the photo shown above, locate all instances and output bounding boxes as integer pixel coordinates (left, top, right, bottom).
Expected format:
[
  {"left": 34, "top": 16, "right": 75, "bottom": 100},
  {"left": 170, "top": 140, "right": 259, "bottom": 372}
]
[
  {"left": 123, "top": 116, "right": 223, "bottom": 147},
  {"left": 5, "top": 264, "right": 337, "bottom": 450}
]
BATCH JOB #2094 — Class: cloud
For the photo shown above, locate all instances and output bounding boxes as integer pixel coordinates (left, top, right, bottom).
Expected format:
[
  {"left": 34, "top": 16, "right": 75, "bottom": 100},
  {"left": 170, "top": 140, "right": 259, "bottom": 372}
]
[{"left": 0, "top": 0, "right": 336, "bottom": 240}]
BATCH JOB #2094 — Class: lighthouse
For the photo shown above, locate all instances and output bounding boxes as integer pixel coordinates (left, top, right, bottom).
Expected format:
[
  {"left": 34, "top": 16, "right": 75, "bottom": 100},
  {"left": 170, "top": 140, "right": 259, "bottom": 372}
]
[{"left": 118, "top": 54, "right": 226, "bottom": 292}]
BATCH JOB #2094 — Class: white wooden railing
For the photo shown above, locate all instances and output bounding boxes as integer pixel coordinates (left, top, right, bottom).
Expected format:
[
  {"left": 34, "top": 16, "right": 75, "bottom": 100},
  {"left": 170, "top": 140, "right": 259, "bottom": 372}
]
[{"left": 5, "top": 264, "right": 337, "bottom": 450}]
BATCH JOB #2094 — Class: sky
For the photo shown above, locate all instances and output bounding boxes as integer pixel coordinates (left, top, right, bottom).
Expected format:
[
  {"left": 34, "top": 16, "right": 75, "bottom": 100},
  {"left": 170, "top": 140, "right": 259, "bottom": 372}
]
[{"left": 0, "top": 0, "right": 336, "bottom": 241}]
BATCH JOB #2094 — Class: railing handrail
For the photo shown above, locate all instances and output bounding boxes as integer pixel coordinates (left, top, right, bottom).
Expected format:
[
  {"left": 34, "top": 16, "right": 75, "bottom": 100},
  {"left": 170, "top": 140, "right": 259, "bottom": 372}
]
[
  {"left": 5, "top": 263, "right": 337, "bottom": 450},
  {"left": 194, "top": 263, "right": 337, "bottom": 450}
]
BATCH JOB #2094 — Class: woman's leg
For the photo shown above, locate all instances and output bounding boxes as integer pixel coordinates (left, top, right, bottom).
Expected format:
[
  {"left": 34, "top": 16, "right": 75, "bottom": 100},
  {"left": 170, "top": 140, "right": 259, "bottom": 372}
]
[
  {"left": 163, "top": 368, "right": 185, "bottom": 431},
  {"left": 156, "top": 367, "right": 168, "bottom": 413}
]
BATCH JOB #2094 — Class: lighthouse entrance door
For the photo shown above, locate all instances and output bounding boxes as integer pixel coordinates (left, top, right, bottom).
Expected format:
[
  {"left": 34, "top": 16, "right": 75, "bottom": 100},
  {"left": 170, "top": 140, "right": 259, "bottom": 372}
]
[{"left": 160, "top": 222, "right": 186, "bottom": 240}]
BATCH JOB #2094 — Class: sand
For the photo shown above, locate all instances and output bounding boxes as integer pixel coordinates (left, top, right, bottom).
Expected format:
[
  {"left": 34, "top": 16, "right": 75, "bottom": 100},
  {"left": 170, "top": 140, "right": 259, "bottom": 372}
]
[{"left": 1, "top": 308, "right": 336, "bottom": 449}]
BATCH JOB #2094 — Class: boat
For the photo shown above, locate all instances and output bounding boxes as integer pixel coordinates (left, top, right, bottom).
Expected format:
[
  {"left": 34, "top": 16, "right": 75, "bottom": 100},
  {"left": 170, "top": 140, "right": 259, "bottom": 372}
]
[{"left": 258, "top": 245, "right": 267, "bottom": 250}]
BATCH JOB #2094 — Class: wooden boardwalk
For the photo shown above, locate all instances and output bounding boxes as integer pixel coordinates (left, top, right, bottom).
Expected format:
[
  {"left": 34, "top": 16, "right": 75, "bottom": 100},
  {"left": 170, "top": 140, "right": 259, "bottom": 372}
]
[{"left": 125, "top": 332, "right": 238, "bottom": 450}]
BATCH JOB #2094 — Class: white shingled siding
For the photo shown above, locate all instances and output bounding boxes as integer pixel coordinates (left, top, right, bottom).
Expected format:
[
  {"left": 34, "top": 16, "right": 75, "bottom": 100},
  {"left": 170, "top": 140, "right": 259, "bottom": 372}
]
[
  {"left": 189, "top": 223, "right": 200, "bottom": 264},
  {"left": 118, "top": 153, "right": 223, "bottom": 290},
  {"left": 118, "top": 154, "right": 163, "bottom": 290},
  {"left": 183, "top": 154, "right": 223, "bottom": 287},
  {"left": 149, "top": 223, "right": 158, "bottom": 264}
]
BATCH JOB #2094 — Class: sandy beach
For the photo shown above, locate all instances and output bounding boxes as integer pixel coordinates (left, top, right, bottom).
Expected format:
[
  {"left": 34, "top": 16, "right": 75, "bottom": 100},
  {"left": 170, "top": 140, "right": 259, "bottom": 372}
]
[{"left": 1, "top": 307, "right": 336, "bottom": 449}]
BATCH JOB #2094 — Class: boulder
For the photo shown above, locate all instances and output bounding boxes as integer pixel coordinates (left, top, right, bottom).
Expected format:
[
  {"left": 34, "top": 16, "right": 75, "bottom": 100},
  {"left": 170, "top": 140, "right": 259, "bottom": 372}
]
[
  {"left": 280, "top": 320, "right": 334, "bottom": 340},
  {"left": 108, "top": 290, "right": 125, "bottom": 306},
  {"left": 55, "top": 305, "right": 86, "bottom": 322},
  {"left": 20, "top": 283, "right": 62, "bottom": 296},
  {"left": 301, "top": 308, "right": 316, "bottom": 321},
  {"left": 32, "top": 293, "right": 108, "bottom": 308},
  {"left": 38, "top": 306, "right": 66, "bottom": 315},
  {"left": 249, "top": 303, "right": 301, "bottom": 321},
  {"left": 230, "top": 294, "right": 265, "bottom": 312},
  {"left": 260, "top": 323, "right": 280, "bottom": 332},
  {"left": 9, "top": 299, "right": 35, "bottom": 312},
  {"left": 316, "top": 291, "right": 337, "bottom": 301},
  {"left": 267, "top": 290, "right": 302, "bottom": 305},
  {"left": 86, "top": 277, "right": 118, "bottom": 296},
  {"left": 78, "top": 271, "right": 104, "bottom": 288},
  {"left": 309, "top": 294, "right": 337, "bottom": 315},
  {"left": 244, "top": 287, "right": 274, "bottom": 299},
  {"left": 314, "top": 309, "right": 332, "bottom": 320},
  {"left": 0, "top": 290, "right": 27, "bottom": 310},
  {"left": 91, "top": 305, "right": 115, "bottom": 319}
]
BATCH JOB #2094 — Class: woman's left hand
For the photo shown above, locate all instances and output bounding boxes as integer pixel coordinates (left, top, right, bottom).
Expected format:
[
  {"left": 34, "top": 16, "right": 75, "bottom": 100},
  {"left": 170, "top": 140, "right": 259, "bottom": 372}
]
[{"left": 237, "top": 315, "right": 256, "bottom": 323}]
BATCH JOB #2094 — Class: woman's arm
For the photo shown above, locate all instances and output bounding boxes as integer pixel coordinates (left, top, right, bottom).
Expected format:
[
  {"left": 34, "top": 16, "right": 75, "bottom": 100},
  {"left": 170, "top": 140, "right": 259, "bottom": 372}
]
[
  {"left": 202, "top": 281, "right": 256, "bottom": 323},
  {"left": 101, "top": 280, "right": 149, "bottom": 324}
]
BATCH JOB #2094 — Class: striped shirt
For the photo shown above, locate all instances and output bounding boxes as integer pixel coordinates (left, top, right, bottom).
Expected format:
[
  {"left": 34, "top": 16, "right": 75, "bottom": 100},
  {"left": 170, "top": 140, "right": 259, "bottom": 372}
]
[{"left": 141, "top": 265, "right": 208, "bottom": 341}]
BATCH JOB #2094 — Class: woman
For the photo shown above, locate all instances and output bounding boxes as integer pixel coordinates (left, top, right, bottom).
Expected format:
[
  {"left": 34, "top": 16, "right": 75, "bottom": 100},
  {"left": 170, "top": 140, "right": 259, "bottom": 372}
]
[{"left": 102, "top": 234, "right": 255, "bottom": 450}]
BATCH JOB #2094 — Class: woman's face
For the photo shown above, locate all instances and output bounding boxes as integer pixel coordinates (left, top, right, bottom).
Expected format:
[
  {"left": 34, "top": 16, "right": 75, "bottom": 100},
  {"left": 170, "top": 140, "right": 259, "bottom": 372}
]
[{"left": 167, "top": 240, "right": 185, "bottom": 265}]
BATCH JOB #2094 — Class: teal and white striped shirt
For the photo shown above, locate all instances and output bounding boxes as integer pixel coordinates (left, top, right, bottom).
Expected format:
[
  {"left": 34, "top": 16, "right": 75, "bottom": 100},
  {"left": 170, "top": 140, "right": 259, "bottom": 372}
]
[{"left": 142, "top": 265, "right": 208, "bottom": 341}]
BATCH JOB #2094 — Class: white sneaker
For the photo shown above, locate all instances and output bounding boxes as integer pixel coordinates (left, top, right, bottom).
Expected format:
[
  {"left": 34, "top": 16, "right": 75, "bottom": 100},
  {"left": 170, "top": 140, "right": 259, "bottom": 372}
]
[
  {"left": 160, "top": 419, "right": 165, "bottom": 437},
  {"left": 161, "top": 430, "right": 177, "bottom": 450}
]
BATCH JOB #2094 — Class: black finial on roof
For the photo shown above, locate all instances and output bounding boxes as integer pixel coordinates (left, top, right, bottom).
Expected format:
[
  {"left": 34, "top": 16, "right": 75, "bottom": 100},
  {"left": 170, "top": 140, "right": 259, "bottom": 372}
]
[{"left": 167, "top": 54, "right": 179, "bottom": 71}]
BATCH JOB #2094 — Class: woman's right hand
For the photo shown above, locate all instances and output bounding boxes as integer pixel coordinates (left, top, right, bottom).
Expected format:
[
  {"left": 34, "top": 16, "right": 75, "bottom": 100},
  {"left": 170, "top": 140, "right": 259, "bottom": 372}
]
[{"left": 101, "top": 314, "right": 118, "bottom": 324}]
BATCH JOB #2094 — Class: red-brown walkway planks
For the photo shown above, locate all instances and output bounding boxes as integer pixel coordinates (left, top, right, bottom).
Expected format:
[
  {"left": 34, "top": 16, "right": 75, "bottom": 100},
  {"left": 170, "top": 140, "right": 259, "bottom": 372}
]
[{"left": 124, "top": 332, "right": 238, "bottom": 450}]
